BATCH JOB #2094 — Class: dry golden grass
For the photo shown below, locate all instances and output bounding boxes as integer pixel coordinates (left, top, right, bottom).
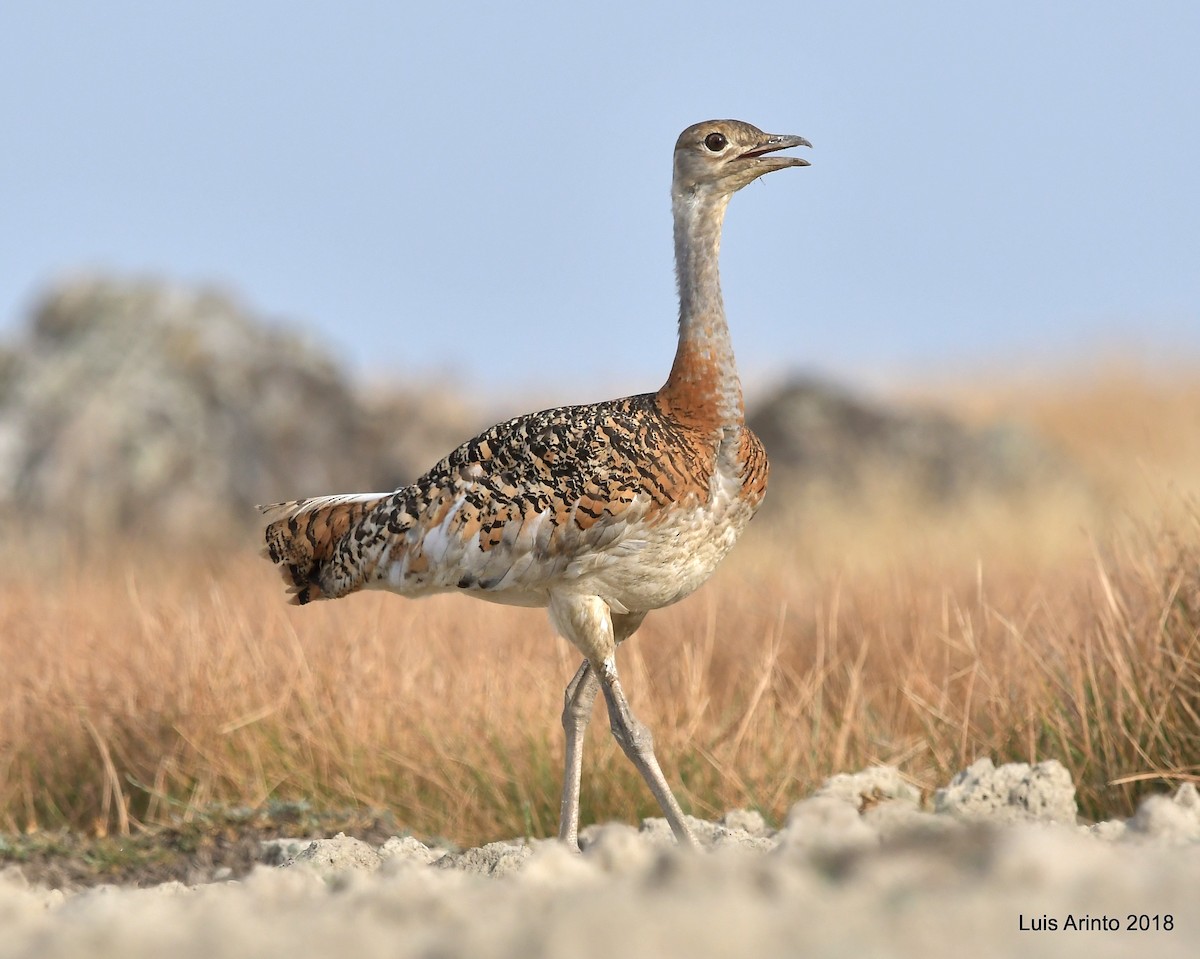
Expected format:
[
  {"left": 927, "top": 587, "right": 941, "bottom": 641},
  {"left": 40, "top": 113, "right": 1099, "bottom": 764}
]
[{"left": 2, "top": 367, "right": 1199, "bottom": 844}]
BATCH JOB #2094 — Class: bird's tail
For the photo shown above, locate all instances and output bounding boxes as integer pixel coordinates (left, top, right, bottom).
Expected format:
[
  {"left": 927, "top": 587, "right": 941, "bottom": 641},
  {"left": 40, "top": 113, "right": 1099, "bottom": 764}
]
[{"left": 259, "top": 493, "right": 392, "bottom": 605}]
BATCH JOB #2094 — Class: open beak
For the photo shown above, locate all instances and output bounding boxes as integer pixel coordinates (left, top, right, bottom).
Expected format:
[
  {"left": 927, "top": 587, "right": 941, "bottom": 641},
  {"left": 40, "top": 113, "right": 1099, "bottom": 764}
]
[{"left": 740, "top": 134, "right": 812, "bottom": 169}]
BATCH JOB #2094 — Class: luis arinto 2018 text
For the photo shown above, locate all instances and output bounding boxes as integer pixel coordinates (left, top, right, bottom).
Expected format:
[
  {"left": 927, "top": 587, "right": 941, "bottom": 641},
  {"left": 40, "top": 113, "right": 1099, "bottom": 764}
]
[{"left": 1019, "top": 914, "right": 1174, "bottom": 932}]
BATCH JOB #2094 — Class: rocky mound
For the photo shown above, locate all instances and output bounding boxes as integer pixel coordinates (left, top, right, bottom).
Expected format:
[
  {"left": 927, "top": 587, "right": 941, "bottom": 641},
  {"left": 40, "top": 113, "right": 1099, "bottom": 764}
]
[
  {"left": 749, "top": 375, "right": 1081, "bottom": 506},
  {"left": 0, "top": 278, "right": 478, "bottom": 539}
]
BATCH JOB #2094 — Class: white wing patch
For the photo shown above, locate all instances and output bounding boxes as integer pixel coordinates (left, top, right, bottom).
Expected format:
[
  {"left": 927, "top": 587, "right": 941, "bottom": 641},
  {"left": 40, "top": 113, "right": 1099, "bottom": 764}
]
[{"left": 419, "top": 492, "right": 469, "bottom": 567}]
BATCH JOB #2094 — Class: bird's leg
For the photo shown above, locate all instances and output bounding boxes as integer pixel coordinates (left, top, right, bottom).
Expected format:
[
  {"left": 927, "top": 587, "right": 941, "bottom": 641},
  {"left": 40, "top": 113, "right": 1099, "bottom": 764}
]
[
  {"left": 558, "top": 658, "right": 599, "bottom": 849},
  {"left": 596, "top": 654, "right": 698, "bottom": 848}
]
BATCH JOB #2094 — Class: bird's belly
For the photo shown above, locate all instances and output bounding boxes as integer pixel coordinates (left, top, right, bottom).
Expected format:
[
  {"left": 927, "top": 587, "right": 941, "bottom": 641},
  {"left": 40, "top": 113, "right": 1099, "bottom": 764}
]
[
  {"left": 580, "top": 487, "right": 757, "bottom": 614},
  {"left": 440, "top": 495, "right": 755, "bottom": 615}
]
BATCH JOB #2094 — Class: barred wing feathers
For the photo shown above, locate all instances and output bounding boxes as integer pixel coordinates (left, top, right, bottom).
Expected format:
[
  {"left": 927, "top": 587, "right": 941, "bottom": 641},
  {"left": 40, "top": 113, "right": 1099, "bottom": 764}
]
[{"left": 259, "top": 393, "right": 738, "bottom": 606}]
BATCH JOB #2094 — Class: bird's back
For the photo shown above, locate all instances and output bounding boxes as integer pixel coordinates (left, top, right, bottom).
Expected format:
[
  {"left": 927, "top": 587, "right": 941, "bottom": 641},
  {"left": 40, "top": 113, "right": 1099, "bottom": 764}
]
[{"left": 262, "top": 392, "right": 767, "bottom": 610}]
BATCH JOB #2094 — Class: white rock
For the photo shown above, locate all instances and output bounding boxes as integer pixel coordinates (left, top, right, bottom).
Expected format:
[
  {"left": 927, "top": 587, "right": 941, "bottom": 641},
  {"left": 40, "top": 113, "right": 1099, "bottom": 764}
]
[
  {"left": 283, "top": 833, "right": 382, "bottom": 877},
  {"left": 934, "top": 757, "right": 1077, "bottom": 824}
]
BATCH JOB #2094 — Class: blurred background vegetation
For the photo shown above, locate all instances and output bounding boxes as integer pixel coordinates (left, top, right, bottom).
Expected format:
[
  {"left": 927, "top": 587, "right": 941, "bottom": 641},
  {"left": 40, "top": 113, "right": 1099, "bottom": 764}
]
[{"left": 0, "top": 276, "right": 1197, "bottom": 844}]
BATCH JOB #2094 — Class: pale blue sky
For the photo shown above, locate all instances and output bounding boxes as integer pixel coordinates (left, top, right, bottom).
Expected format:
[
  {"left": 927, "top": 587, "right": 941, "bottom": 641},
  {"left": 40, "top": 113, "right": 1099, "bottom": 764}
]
[{"left": 2, "top": 2, "right": 1197, "bottom": 398}]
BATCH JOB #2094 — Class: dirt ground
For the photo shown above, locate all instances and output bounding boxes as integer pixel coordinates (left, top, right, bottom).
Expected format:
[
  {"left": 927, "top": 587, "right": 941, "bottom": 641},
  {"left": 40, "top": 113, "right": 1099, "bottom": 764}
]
[{"left": 2, "top": 761, "right": 1198, "bottom": 959}]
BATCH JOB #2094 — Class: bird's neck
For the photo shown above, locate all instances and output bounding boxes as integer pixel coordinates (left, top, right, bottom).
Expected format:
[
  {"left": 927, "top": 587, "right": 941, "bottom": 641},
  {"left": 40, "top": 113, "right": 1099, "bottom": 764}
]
[{"left": 657, "top": 188, "right": 745, "bottom": 432}]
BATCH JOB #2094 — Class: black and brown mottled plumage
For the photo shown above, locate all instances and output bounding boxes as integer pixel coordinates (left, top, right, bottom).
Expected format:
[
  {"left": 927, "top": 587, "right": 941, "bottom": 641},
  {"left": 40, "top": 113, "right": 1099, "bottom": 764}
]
[{"left": 260, "top": 120, "right": 810, "bottom": 848}]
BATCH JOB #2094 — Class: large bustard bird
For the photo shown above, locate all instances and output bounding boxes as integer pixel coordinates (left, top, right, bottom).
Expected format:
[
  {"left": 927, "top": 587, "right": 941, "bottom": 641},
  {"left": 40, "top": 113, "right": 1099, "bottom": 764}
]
[{"left": 261, "top": 120, "right": 810, "bottom": 848}]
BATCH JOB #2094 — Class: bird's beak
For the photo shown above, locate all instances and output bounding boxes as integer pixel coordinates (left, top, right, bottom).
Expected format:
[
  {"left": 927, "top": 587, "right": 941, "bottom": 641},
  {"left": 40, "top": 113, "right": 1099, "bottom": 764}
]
[{"left": 740, "top": 134, "right": 812, "bottom": 170}]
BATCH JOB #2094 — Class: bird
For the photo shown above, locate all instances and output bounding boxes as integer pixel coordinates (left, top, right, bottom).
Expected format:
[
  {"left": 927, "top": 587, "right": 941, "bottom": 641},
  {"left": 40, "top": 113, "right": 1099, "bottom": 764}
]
[{"left": 260, "top": 119, "right": 810, "bottom": 849}]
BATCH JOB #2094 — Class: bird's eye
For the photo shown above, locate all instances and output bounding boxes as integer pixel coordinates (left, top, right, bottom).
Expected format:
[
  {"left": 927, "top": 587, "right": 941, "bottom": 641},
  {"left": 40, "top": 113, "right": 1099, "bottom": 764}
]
[{"left": 704, "top": 132, "right": 728, "bottom": 152}]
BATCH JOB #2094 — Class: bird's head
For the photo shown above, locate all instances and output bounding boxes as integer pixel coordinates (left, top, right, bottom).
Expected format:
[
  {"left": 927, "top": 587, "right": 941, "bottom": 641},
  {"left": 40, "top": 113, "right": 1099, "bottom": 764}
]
[{"left": 673, "top": 120, "right": 810, "bottom": 198}]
